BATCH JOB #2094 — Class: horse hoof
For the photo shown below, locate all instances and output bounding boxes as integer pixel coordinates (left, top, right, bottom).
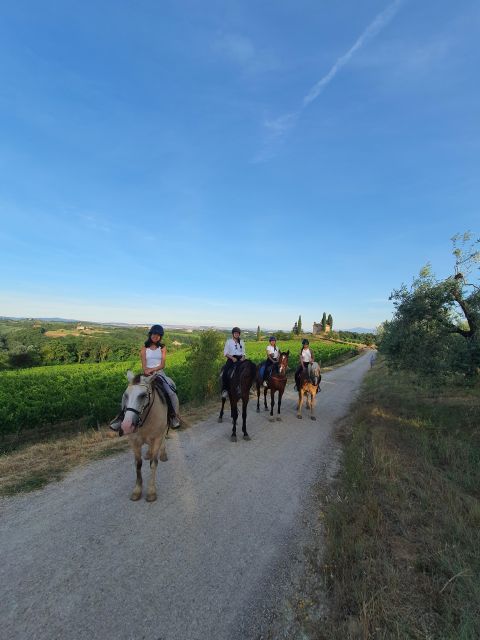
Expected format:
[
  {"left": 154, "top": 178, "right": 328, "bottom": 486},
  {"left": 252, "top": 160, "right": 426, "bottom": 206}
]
[
  {"left": 145, "top": 493, "right": 157, "bottom": 502},
  {"left": 130, "top": 491, "right": 142, "bottom": 501},
  {"left": 310, "top": 416, "right": 317, "bottom": 421},
  {"left": 230, "top": 435, "right": 237, "bottom": 442},
  {"left": 160, "top": 453, "right": 168, "bottom": 462},
  {"left": 243, "top": 434, "right": 251, "bottom": 441},
  {"left": 297, "top": 415, "right": 303, "bottom": 420},
  {"left": 218, "top": 417, "right": 223, "bottom": 423}
]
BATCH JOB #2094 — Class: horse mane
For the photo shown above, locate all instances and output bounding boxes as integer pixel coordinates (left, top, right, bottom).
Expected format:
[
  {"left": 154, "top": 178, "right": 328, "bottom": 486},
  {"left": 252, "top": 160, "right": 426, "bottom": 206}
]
[{"left": 132, "top": 374, "right": 143, "bottom": 384}]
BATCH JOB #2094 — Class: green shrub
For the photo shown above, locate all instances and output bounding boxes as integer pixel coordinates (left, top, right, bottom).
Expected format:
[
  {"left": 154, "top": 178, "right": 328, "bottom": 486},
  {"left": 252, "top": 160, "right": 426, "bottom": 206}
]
[{"left": 186, "top": 329, "right": 224, "bottom": 401}]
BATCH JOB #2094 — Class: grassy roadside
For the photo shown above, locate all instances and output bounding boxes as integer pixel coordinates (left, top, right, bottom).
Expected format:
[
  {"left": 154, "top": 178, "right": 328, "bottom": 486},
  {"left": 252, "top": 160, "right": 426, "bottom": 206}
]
[
  {"left": 312, "top": 359, "right": 480, "bottom": 639},
  {"left": 0, "top": 397, "right": 220, "bottom": 497}
]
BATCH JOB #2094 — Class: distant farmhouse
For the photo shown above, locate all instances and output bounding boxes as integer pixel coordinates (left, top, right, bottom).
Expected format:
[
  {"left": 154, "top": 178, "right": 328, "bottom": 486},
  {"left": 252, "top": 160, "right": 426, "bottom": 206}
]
[{"left": 313, "top": 322, "right": 331, "bottom": 335}]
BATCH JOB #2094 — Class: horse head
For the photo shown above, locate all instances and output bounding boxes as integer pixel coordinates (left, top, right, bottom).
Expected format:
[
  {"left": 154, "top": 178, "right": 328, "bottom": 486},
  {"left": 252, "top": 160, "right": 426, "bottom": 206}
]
[
  {"left": 121, "top": 371, "right": 153, "bottom": 435},
  {"left": 278, "top": 350, "right": 290, "bottom": 375},
  {"left": 309, "top": 362, "right": 321, "bottom": 387}
]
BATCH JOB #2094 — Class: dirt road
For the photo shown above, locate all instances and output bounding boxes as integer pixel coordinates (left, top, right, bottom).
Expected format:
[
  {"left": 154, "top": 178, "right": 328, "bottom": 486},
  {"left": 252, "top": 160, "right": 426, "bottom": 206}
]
[{"left": 0, "top": 352, "right": 371, "bottom": 640}]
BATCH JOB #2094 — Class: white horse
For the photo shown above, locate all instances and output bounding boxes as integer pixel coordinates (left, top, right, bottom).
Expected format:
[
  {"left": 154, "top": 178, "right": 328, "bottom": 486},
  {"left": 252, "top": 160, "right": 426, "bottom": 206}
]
[{"left": 120, "top": 371, "right": 171, "bottom": 502}]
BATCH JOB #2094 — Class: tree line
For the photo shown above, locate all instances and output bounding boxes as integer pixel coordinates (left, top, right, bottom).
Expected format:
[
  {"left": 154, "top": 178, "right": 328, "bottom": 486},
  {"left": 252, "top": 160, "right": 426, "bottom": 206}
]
[{"left": 0, "top": 321, "right": 198, "bottom": 370}]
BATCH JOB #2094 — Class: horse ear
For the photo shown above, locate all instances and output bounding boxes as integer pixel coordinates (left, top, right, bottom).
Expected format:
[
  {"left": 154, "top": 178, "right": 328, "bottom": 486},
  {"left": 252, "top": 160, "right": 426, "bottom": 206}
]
[
  {"left": 286, "top": 350, "right": 290, "bottom": 356},
  {"left": 127, "top": 370, "right": 134, "bottom": 383}
]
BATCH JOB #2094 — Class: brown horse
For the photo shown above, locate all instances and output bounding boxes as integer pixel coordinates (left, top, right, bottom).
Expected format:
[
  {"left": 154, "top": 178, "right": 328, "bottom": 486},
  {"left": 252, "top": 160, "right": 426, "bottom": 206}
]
[
  {"left": 120, "top": 371, "right": 171, "bottom": 501},
  {"left": 256, "top": 351, "right": 289, "bottom": 419},
  {"left": 295, "top": 362, "right": 321, "bottom": 420},
  {"left": 218, "top": 359, "right": 257, "bottom": 441}
]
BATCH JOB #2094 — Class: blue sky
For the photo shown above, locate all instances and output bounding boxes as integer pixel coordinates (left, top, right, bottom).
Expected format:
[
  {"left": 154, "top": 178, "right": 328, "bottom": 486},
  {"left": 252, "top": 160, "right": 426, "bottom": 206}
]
[{"left": 0, "top": 0, "right": 478, "bottom": 331}]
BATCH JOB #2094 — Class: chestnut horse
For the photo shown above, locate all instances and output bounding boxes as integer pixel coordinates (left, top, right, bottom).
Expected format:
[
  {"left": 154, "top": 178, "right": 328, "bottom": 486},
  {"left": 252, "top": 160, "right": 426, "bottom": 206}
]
[
  {"left": 295, "top": 362, "right": 321, "bottom": 420},
  {"left": 256, "top": 351, "right": 289, "bottom": 419},
  {"left": 119, "top": 371, "right": 171, "bottom": 502},
  {"left": 218, "top": 359, "right": 257, "bottom": 441}
]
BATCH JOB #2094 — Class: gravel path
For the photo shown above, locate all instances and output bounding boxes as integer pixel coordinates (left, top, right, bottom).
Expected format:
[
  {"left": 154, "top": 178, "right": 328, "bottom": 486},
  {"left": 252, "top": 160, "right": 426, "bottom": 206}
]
[{"left": 0, "top": 352, "right": 371, "bottom": 640}]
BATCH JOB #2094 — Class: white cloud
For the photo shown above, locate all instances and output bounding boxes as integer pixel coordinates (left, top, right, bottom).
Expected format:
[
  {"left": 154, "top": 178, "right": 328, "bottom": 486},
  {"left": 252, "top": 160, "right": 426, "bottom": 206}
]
[
  {"left": 303, "top": 0, "right": 403, "bottom": 106},
  {"left": 257, "top": 0, "right": 404, "bottom": 160}
]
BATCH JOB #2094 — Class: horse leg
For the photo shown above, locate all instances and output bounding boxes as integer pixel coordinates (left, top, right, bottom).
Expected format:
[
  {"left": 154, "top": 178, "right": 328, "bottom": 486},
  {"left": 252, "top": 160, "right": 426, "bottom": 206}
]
[
  {"left": 310, "top": 391, "right": 317, "bottom": 421},
  {"left": 218, "top": 397, "right": 226, "bottom": 423},
  {"left": 159, "top": 434, "right": 168, "bottom": 462},
  {"left": 270, "top": 388, "right": 275, "bottom": 417},
  {"left": 263, "top": 386, "right": 268, "bottom": 411},
  {"left": 256, "top": 382, "right": 260, "bottom": 412},
  {"left": 146, "top": 437, "right": 161, "bottom": 502},
  {"left": 277, "top": 389, "right": 283, "bottom": 420},
  {"left": 231, "top": 403, "right": 238, "bottom": 441},
  {"left": 130, "top": 442, "right": 143, "bottom": 501},
  {"left": 297, "top": 390, "right": 304, "bottom": 419},
  {"left": 242, "top": 397, "right": 250, "bottom": 440}
]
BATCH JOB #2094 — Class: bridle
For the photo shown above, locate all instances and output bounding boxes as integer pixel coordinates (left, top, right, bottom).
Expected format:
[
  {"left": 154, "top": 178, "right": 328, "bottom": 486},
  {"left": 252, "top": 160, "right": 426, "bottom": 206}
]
[
  {"left": 278, "top": 352, "right": 288, "bottom": 376},
  {"left": 124, "top": 382, "right": 155, "bottom": 430}
]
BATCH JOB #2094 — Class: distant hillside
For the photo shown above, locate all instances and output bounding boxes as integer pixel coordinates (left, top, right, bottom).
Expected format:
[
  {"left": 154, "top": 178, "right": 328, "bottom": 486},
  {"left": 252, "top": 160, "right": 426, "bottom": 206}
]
[{"left": 340, "top": 327, "right": 376, "bottom": 334}]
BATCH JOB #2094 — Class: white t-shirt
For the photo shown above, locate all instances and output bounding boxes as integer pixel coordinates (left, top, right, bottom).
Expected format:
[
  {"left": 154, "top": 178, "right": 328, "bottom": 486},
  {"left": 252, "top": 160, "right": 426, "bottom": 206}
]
[
  {"left": 301, "top": 347, "right": 313, "bottom": 363},
  {"left": 266, "top": 345, "right": 279, "bottom": 360},
  {"left": 146, "top": 347, "right": 162, "bottom": 368},
  {"left": 224, "top": 338, "right": 246, "bottom": 357}
]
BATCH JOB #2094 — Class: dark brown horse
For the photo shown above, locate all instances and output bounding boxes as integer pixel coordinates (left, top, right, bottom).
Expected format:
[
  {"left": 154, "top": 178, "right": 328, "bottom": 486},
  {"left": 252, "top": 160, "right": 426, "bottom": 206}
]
[
  {"left": 218, "top": 359, "right": 257, "bottom": 441},
  {"left": 256, "top": 351, "right": 289, "bottom": 419}
]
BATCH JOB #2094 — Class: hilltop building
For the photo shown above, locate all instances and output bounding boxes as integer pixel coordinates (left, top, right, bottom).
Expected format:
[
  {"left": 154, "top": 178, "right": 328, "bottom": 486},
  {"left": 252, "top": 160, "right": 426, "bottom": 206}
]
[{"left": 313, "top": 322, "right": 331, "bottom": 335}]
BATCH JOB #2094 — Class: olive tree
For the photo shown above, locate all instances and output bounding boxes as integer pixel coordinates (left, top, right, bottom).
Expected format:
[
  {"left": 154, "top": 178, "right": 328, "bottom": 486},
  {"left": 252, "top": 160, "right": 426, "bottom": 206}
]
[{"left": 380, "top": 233, "right": 480, "bottom": 377}]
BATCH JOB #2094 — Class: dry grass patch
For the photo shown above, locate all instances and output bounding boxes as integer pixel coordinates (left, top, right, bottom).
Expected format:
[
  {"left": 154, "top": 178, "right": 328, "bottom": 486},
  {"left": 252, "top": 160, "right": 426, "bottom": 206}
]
[
  {"left": 0, "top": 396, "right": 222, "bottom": 497},
  {"left": 0, "top": 429, "right": 129, "bottom": 496}
]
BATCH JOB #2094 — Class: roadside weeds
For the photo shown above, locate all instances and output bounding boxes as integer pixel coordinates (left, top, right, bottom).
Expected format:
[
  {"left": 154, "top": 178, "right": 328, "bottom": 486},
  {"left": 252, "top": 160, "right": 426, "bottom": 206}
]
[{"left": 294, "top": 359, "right": 480, "bottom": 639}]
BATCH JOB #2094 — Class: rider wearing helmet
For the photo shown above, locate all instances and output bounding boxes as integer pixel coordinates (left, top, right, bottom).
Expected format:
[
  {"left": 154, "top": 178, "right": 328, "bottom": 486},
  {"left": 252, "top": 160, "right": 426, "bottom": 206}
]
[
  {"left": 141, "top": 324, "right": 181, "bottom": 428},
  {"left": 262, "top": 335, "right": 281, "bottom": 387},
  {"left": 110, "top": 323, "right": 181, "bottom": 432},
  {"left": 221, "top": 327, "right": 246, "bottom": 398},
  {"left": 295, "top": 338, "right": 315, "bottom": 382}
]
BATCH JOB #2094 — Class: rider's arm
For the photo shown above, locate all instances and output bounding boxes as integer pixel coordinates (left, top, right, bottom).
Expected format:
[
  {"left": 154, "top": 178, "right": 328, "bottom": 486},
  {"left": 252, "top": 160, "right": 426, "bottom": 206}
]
[
  {"left": 157, "top": 346, "right": 166, "bottom": 370},
  {"left": 141, "top": 346, "right": 148, "bottom": 374}
]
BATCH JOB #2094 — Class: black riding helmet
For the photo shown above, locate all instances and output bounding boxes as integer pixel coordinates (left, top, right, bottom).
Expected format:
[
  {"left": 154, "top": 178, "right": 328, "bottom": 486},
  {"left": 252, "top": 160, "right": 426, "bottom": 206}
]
[
  {"left": 269, "top": 336, "right": 276, "bottom": 341},
  {"left": 302, "top": 338, "right": 309, "bottom": 346},
  {"left": 231, "top": 327, "right": 241, "bottom": 335},
  {"left": 149, "top": 324, "right": 164, "bottom": 336}
]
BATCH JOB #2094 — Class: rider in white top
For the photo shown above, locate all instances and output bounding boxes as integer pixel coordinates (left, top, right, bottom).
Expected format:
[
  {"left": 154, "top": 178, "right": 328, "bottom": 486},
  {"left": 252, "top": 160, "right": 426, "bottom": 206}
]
[
  {"left": 262, "top": 336, "right": 280, "bottom": 387},
  {"left": 140, "top": 324, "right": 181, "bottom": 428},
  {"left": 296, "top": 338, "right": 315, "bottom": 381},
  {"left": 221, "top": 327, "right": 246, "bottom": 398}
]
